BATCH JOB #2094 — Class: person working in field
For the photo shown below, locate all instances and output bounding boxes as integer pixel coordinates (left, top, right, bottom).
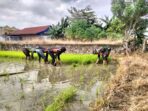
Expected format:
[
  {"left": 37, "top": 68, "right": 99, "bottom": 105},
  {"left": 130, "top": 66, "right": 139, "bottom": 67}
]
[
  {"left": 22, "top": 47, "right": 31, "bottom": 60},
  {"left": 33, "top": 46, "right": 48, "bottom": 63},
  {"left": 93, "top": 47, "right": 111, "bottom": 64},
  {"left": 22, "top": 46, "right": 48, "bottom": 63},
  {"left": 48, "top": 47, "right": 66, "bottom": 66}
]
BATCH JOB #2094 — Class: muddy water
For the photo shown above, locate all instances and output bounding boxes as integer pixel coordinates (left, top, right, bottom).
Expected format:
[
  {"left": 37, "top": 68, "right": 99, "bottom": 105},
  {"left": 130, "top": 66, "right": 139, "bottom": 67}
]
[{"left": 0, "top": 61, "right": 118, "bottom": 111}]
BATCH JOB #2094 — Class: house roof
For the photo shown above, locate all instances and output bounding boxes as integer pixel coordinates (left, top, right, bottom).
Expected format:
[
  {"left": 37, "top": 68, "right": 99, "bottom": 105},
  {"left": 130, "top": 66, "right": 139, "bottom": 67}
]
[{"left": 10, "top": 25, "right": 49, "bottom": 36}]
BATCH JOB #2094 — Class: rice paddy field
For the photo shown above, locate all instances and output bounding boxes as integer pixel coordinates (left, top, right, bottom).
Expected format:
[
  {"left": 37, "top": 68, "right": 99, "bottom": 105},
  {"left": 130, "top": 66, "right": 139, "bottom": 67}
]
[
  {"left": 0, "top": 50, "right": 115, "bottom": 111},
  {"left": 0, "top": 50, "right": 102, "bottom": 64}
]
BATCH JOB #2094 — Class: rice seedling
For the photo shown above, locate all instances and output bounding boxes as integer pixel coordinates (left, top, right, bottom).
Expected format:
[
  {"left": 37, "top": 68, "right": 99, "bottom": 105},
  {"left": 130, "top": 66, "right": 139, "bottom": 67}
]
[
  {"left": 45, "top": 86, "right": 77, "bottom": 111},
  {"left": 0, "top": 51, "right": 99, "bottom": 64}
]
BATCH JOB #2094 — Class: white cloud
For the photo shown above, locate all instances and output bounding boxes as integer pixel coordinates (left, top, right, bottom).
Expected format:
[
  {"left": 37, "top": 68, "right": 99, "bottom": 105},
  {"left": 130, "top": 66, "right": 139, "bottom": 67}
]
[{"left": 0, "top": 0, "right": 112, "bottom": 29}]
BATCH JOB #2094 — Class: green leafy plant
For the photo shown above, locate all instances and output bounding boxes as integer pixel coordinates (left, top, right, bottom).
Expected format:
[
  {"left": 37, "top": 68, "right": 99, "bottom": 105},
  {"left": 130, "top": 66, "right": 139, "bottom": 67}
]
[{"left": 45, "top": 86, "right": 77, "bottom": 111}]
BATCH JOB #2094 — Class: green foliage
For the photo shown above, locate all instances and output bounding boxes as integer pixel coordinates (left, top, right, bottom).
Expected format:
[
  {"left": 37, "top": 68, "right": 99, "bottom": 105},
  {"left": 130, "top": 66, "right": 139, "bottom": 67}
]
[
  {"left": 85, "top": 25, "right": 102, "bottom": 40},
  {"left": 98, "top": 31, "right": 107, "bottom": 38},
  {"left": 111, "top": 0, "right": 126, "bottom": 20},
  {"left": 107, "top": 18, "right": 125, "bottom": 34},
  {"left": 65, "top": 19, "right": 88, "bottom": 39},
  {"left": 124, "top": 5, "right": 134, "bottom": 18},
  {"left": 107, "top": 33, "right": 124, "bottom": 40},
  {"left": 111, "top": 0, "right": 148, "bottom": 44},
  {"left": 65, "top": 19, "right": 102, "bottom": 40},
  {"left": 68, "top": 6, "right": 97, "bottom": 24},
  {"left": 48, "top": 17, "right": 69, "bottom": 39},
  {"left": 45, "top": 86, "right": 77, "bottom": 111},
  {"left": 66, "top": 6, "right": 114, "bottom": 40}
]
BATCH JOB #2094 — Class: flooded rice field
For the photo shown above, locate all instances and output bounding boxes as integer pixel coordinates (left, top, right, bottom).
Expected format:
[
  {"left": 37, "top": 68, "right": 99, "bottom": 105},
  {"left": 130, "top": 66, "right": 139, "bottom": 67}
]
[{"left": 0, "top": 60, "right": 118, "bottom": 111}]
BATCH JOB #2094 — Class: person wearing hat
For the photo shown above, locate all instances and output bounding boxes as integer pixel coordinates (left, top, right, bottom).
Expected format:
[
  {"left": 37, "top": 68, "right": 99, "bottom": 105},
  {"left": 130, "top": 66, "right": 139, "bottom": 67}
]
[{"left": 48, "top": 47, "right": 66, "bottom": 66}]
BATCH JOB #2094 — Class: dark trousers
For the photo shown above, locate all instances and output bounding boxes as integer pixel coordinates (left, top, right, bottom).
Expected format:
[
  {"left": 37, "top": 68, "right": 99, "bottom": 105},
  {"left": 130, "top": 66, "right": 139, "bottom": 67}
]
[
  {"left": 48, "top": 51, "right": 56, "bottom": 65},
  {"left": 22, "top": 48, "right": 30, "bottom": 60},
  {"left": 36, "top": 49, "right": 46, "bottom": 63},
  {"left": 102, "top": 53, "right": 109, "bottom": 64},
  {"left": 45, "top": 52, "right": 48, "bottom": 63}
]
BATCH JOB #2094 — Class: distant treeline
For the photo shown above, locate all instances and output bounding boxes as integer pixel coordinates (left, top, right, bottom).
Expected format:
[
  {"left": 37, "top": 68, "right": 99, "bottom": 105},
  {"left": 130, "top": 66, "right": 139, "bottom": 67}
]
[{"left": 48, "top": 0, "right": 148, "bottom": 46}]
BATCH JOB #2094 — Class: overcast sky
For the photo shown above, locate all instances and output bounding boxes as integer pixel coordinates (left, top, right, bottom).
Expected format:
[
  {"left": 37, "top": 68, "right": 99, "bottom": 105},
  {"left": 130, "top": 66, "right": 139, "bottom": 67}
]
[{"left": 0, "top": 0, "right": 112, "bottom": 29}]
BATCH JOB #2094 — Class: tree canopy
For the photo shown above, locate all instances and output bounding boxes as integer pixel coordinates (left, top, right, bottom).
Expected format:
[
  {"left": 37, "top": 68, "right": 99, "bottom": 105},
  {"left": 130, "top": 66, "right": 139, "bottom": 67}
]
[
  {"left": 48, "top": 1, "right": 148, "bottom": 42},
  {"left": 68, "top": 6, "right": 97, "bottom": 24},
  {"left": 112, "top": 0, "right": 148, "bottom": 38}
]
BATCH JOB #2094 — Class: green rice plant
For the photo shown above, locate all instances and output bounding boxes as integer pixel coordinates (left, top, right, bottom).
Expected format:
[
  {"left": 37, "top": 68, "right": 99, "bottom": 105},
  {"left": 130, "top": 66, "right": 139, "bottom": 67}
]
[
  {"left": 0, "top": 51, "right": 38, "bottom": 59},
  {"left": 60, "top": 53, "right": 97, "bottom": 64},
  {"left": 45, "top": 86, "right": 77, "bottom": 111},
  {"left": 0, "top": 51, "right": 111, "bottom": 64},
  {"left": 0, "top": 51, "right": 98, "bottom": 64}
]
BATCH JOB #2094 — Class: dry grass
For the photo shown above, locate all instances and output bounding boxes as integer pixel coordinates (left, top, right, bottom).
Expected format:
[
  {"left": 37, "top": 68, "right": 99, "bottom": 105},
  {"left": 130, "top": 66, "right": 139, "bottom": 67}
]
[
  {"left": 0, "top": 39, "right": 122, "bottom": 45},
  {"left": 90, "top": 53, "right": 148, "bottom": 111}
]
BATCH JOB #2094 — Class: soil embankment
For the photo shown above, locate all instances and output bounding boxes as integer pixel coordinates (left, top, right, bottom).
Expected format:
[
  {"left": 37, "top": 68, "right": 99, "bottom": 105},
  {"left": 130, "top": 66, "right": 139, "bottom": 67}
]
[
  {"left": 90, "top": 53, "right": 148, "bottom": 111},
  {"left": 0, "top": 40, "right": 123, "bottom": 54}
]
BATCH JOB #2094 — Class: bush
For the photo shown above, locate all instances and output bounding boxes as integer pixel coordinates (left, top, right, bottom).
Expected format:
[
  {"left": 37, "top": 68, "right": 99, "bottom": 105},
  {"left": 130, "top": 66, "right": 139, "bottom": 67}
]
[
  {"left": 65, "top": 20, "right": 103, "bottom": 40},
  {"left": 98, "top": 31, "right": 107, "bottom": 39}
]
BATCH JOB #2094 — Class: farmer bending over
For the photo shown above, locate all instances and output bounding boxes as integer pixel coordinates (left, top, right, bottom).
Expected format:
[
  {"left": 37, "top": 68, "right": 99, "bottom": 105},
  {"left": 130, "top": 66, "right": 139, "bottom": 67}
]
[
  {"left": 34, "top": 46, "right": 48, "bottom": 63},
  {"left": 22, "top": 47, "right": 31, "bottom": 60},
  {"left": 94, "top": 47, "right": 111, "bottom": 64},
  {"left": 48, "top": 47, "right": 66, "bottom": 66}
]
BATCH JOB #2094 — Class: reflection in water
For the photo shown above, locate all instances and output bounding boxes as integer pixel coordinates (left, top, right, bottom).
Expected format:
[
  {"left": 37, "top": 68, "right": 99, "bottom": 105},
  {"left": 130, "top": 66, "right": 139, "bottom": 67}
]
[{"left": 0, "top": 60, "right": 118, "bottom": 111}]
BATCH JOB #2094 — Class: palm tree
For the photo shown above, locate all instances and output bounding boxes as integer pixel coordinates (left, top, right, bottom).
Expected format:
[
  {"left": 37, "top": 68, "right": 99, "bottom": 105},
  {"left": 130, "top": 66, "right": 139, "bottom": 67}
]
[{"left": 48, "top": 17, "right": 69, "bottom": 39}]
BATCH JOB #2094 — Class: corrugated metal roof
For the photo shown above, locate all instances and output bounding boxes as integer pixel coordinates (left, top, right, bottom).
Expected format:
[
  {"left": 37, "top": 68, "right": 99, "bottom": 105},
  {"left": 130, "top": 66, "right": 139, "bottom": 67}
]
[{"left": 11, "top": 25, "right": 49, "bottom": 36}]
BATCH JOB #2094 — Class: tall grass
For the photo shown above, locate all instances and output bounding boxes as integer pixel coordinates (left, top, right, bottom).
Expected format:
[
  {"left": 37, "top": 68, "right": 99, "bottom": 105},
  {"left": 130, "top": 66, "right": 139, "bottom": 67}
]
[
  {"left": 45, "top": 86, "right": 77, "bottom": 111},
  {"left": 0, "top": 51, "right": 98, "bottom": 64}
]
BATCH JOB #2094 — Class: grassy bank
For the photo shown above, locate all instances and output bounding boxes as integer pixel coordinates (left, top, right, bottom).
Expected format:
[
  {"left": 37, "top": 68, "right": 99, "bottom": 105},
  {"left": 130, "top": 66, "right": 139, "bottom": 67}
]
[
  {"left": 45, "top": 86, "right": 77, "bottom": 111},
  {"left": 0, "top": 51, "right": 99, "bottom": 64},
  {"left": 90, "top": 54, "right": 148, "bottom": 111}
]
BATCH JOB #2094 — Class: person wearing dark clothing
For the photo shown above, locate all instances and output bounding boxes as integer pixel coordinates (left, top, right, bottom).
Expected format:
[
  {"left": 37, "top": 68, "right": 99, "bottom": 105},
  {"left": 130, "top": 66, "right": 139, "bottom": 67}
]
[
  {"left": 48, "top": 47, "right": 66, "bottom": 66},
  {"left": 102, "top": 47, "right": 111, "bottom": 64},
  {"left": 22, "top": 46, "right": 48, "bottom": 63},
  {"left": 94, "top": 47, "right": 111, "bottom": 64},
  {"left": 22, "top": 48, "right": 31, "bottom": 60}
]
